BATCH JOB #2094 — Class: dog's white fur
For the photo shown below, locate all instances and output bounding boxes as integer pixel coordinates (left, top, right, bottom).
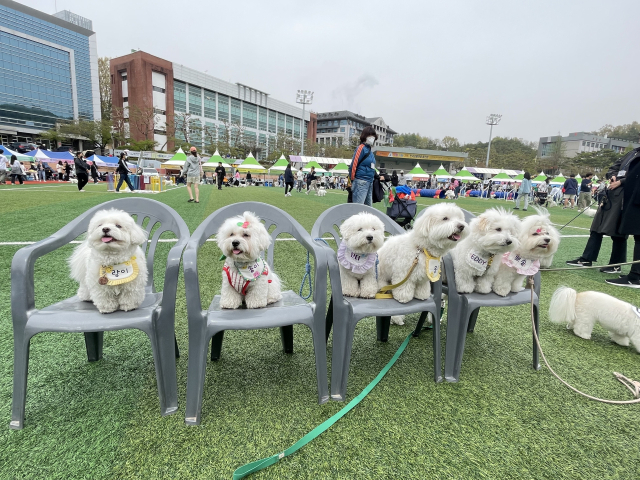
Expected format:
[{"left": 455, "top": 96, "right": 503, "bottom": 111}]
[
  {"left": 338, "top": 212, "right": 385, "bottom": 298},
  {"left": 317, "top": 187, "right": 326, "bottom": 196},
  {"left": 69, "top": 209, "right": 148, "bottom": 313},
  {"left": 548, "top": 200, "right": 558, "bottom": 208},
  {"left": 492, "top": 208, "right": 560, "bottom": 296},
  {"left": 445, "top": 190, "right": 455, "bottom": 199},
  {"left": 378, "top": 203, "right": 467, "bottom": 305},
  {"left": 450, "top": 208, "right": 521, "bottom": 294},
  {"left": 216, "top": 211, "right": 282, "bottom": 309},
  {"left": 582, "top": 207, "right": 597, "bottom": 217},
  {"left": 549, "top": 287, "right": 640, "bottom": 352}
]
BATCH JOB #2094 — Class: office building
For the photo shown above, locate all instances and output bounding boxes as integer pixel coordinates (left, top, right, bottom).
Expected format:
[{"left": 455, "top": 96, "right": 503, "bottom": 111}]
[
  {"left": 0, "top": 0, "right": 99, "bottom": 145},
  {"left": 110, "top": 50, "right": 314, "bottom": 157},
  {"left": 315, "top": 110, "right": 397, "bottom": 146},
  {"left": 538, "top": 132, "right": 639, "bottom": 158}
]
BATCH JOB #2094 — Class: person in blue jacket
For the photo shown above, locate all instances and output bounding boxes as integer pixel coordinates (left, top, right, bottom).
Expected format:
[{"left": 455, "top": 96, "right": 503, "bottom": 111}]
[
  {"left": 349, "top": 126, "right": 378, "bottom": 205},
  {"left": 562, "top": 173, "right": 579, "bottom": 209}
]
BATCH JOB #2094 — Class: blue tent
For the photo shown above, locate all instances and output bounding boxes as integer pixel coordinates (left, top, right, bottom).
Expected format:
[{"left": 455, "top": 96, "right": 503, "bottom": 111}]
[{"left": 25, "top": 150, "right": 74, "bottom": 160}]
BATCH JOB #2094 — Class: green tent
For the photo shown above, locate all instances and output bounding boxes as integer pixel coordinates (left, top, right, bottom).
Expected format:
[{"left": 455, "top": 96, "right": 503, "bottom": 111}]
[
  {"left": 550, "top": 173, "right": 566, "bottom": 185},
  {"left": 269, "top": 156, "right": 297, "bottom": 172},
  {"left": 237, "top": 152, "right": 266, "bottom": 171},
  {"left": 532, "top": 171, "right": 548, "bottom": 183},
  {"left": 432, "top": 164, "right": 450, "bottom": 178},
  {"left": 575, "top": 174, "right": 582, "bottom": 182},
  {"left": 169, "top": 147, "right": 187, "bottom": 161},
  {"left": 491, "top": 170, "right": 513, "bottom": 182},
  {"left": 513, "top": 173, "right": 525, "bottom": 181},
  {"left": 303, "top": 160, "right": 327, "bottom": 173},
  {"left": 454, "top": 167, "right": 477, "bottom": 182},
  {"left": 408, "top": 162, "right": 427, "bottom": 175},
  {"left": 203, "top": 149, "right": 232, "bottom": 169},
  {"left": 330, "top": 162, "right": 350, "bottom": 175}
]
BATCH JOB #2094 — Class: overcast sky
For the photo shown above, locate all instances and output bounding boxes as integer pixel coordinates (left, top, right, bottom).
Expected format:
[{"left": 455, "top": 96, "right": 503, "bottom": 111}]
[{"left": 23, "top": 0, "right": 640, "bottom": 144}]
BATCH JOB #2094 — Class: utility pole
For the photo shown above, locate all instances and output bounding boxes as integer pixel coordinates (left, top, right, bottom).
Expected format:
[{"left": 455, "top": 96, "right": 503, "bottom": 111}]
[
  {"left": 485, "top": 114, "right": 502, "bottom": 167},
  {"left": 296, "top": 90, "right": 313, "bottom": 156}
]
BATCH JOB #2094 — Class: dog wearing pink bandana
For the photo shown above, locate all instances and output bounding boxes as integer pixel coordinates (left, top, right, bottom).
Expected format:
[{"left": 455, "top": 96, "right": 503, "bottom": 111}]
[
  {"left": 338, "top": 212, "right": 385, "bottom": 298},
  {"left": 492, "top": 208, "right": 560, "bottom": 296},
  {"left": 216, "top": 211, "right": 282, "bottom": 309}
]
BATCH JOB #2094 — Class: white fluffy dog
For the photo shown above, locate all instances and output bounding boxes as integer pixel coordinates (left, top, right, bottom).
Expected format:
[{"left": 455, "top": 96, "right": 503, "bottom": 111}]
[
  {"left": 445, "top": 190, "right": 455, "bottom": 199},
  {"left": 492, "top": 208, "right": 560, "bottom": 296},
  {"left": 378, "top": 203, "right": 467, "bottom": 305},
  {"left": 549, "top": 287, "right": 640, "bottom": 352},
  {"left": 69, "top": 209, "right": 148, "bottom": 313},
  {"left": 582, "top": 207, "right": 597, "bottom": 217},
  {"left": 217, "top": 211, "right": 282, "bottom": 309},
  {"left": 317, "top": 187, "right": 326, "bottom": 197},
  {"left": 338, "top": 212, "right": 385, "bottom": 298},
  {"left": 450, "top": 208, "right": 521, "bottom": 294}
]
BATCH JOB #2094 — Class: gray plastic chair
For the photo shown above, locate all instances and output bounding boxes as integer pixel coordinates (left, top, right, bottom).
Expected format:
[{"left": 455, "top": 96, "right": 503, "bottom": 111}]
[
  {"left": 183, "top": 202, "right": 329, "bottom": 425},
  {"left": 311, "top": 204, "right": 442, "bottom": 402},
  {"left": 10, "top": 197, "right": 190, "bottom": 430}
]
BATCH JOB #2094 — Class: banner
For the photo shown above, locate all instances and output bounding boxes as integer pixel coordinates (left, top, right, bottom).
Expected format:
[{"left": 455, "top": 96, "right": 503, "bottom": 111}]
[{"left": 375, "top": 151, "right": 466, "bottom": 162}]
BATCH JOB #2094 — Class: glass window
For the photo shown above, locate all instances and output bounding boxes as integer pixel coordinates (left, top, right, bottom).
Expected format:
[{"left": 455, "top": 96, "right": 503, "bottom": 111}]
[
  {"left": 174, "top": 80, "right": 186, "bottom": 112},
  {"left": 188, "top": 85, "right": 201, "bottom": 115},
  {"left": 218, "top": 94, "right": 229, "bottom": 121},
  {"left": 242, "top": 102, "right": 257, "bottom": 128},
  {"left": 203, "top": 90, "right": 216, "bottom": 119},
  {"left": 268, "top": 110, "right": 276, "bottom": 133},
  {"left": 294, "top": 118, "right": 301, "bottom": 138},
  {"left": 277, "top": 112, "right": 285, "bottom": 133},
  {"left": 285, "top": 115, "right": 293, "bottom": 135},
  {"left": 204, "top": 121, "right": 216, "bottom": 144},
  {"left": 230, "top": 98, "right": 241, "bottom": 123},
  {"left": 258, "top": 107, "right": 267, "bottom": 131}
]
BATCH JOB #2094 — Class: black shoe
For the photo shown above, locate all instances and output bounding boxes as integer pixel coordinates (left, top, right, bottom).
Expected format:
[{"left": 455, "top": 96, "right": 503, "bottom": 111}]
[
  {"left": 566, "top": 258, "right": 592, "bottom": 267},
  {"left": 605, "top": 276, "right": 640, "bottom": 288},
  {"left": 188, "top": 199, "right": 194, "bottom": 202},
  {"left": 513, "top": 207, "right": 519, "bottom": 210},
  {"left": 599, "top": 266, "right": 622, "bottom": 274}
]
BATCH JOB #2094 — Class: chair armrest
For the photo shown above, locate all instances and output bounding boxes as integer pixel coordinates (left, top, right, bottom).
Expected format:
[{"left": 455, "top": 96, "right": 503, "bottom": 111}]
[
  {"left": 158, "top": 237, "right": 189, "bottom": 326},
  {"left": 182, "top": 238, "right": 205, "bottom": 330},
  {"left": 317, "top": 242, "right": 346, "bottom": 309}
]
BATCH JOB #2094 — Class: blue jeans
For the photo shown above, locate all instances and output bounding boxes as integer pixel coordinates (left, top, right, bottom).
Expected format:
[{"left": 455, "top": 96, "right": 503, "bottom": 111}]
[
  {"left": 352, "top": 178, "right": 373, "bottom": 206},
  {"left": 116, "top": 173, "right": 135, "bottom": 191}
]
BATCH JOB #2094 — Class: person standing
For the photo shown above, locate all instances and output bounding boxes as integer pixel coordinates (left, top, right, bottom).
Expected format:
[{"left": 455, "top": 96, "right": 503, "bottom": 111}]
[
  {"left": 0, "top": 148, "right": 7, "bottom": 184},
  {"left": 391, "top": 170, "right": 399, "bottom": 187},
  {"left": 246, "top": 171, "right": 252, "bottom": 185},
  {"left": 562, "top": 173, "right": 578, "bottom": 209},
  {"left": 306, "top": 166, "right": 318, "bottom": 195},
  {"left": 56, "top": 160, "right": 64, "bottom": 181},
  {"left": 74, "top": 150, "right": 90, "bottom": 192},
  {"left": 296, "top": 168, "right": 304, "bottom": 192},
  {"left": 182, "top": 147, "right": 203, "bottom": 202},
  {"left": 214, "top": 162, "right": 226, "bottom": 190},
  {"left": 536, "top": 177, "right": 550, "bottom": 207},
  {"left": 605, "top": 146, "right": 640, "bottom": 288},
  {"left": 90, "top": 161, "right": 99, "bottom": 183},
  {"left": 514, "top": 172, "right": 532, "bottom": 210},
  {"left": 577, "top": 173, "right": 593, "bottom": 209},
  {"left": 10, "top": 156, "right": 24, "bottom": 184},
  {"left": 115, "top": 151, "right": 136, "bottom": 192},
  {"left": 284, "top": 163, "right": 294, "bottom": 197},
  {"left": 348, "top": 126, "right": 378, "bottom": 205},
  {"left": 398, "top": 170, "right": 406, "bottom": 186},
  {"left": 64, "top": 161, "right": 71, "bottom": 181}
]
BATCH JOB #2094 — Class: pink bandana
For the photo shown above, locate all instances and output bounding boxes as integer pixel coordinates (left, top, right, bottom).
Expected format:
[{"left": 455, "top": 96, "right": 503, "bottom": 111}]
[{"left": 502, "top": 252, "right": 540, "bottom": 275}]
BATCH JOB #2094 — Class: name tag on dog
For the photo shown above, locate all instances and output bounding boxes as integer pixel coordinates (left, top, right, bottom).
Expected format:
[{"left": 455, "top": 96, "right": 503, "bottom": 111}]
[
  {"left": 426, "top": 258, "right": 441, "bottom": 282},
  {"left": 502, "top": 252, "right": 540, "bottom": 275},
  {"left": 466, "top": 251, "right": 492, "bottom": 273},
  {"left": 235, "top": 258, "right": 267, "bottom": 281},
  {"left": 99, "top": 257, "right": 139, "bottom": 286}
]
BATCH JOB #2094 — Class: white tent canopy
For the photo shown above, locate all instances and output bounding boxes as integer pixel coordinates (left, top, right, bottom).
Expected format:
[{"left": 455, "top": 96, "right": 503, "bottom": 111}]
[{"left": 294, "top": 156, "right": 352, "bottom": 166}]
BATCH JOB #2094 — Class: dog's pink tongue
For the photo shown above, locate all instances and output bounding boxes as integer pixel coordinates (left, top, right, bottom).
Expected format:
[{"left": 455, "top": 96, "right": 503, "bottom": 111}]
[
  {"left": 233, "top": 249, "right": 242, "bottom": 255},
  {"left": 452, "top": 234, "right": 460, "bottom": 240},
  {"left": 102, "top": 236, "right": 113, "bottom": 243}
]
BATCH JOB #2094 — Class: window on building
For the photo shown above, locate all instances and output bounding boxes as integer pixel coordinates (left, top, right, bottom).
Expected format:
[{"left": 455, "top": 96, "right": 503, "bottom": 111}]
[
  {"left": 340, "top": 119, "right": 347, "bottom": 125},
  {"left": 259, "top": 107, "right": 267, "bottom": 131},
  {"left": 340, "top": 127, "right": 345, "bottom": 132},
  {"left": 243, "top": 102, "right": 257, "bottom": 129},
  {"left": 259, "top": 133, "right": 267, "bottom": 146},
  {"left": 218, "top": 124, "right": 227, "bottom": 142},
  {"left": 152, "top": 86, "right": 165, "bottom": 93},
  {"left": 204, "top": 90, "right": 216, "bottom": 119},
  {"left": 286, "top": 115, "right": 293, "bottom": 135},
  {"left": 174, "top": 80, "right": 186, "bottom": 112},
  {"left": 268, "top": 110, "right": 276, "bottom": 133},
  {"left": 204, "top": 121, "right": 216, "bottom": 145},
  {"left": 230, "top": 98, "right": 241, "bottom": 123},
  {"left": 294, "top": 118, "right": 301, "bottom": 138},
  {"left": 188, "top": 85, "right": 201, "bottom": 115},
  {"left": 277, "top": 113, "right": 285, "bottom": 133},
  {"left": 218, "top": 94, "right": 229, "bottom": 121}
]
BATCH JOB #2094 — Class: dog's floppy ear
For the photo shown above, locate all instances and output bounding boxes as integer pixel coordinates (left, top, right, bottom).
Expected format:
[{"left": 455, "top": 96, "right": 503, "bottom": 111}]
[
  {"left": 129, "top": 220, "right": 148, "bottom": 246},
  {"left": 477, "top": 214, "right": 490, "bottom": 232}
]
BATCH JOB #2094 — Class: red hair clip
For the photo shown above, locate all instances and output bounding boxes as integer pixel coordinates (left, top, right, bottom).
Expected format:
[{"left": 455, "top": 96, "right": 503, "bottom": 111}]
[{"left": 237, "top": 221, "right": 250, "bottom": 228}]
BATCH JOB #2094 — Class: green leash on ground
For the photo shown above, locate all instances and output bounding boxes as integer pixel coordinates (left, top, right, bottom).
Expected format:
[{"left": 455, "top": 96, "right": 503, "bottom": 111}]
[{"left": 232, "top": 333, "right": 413, "bottom": 479}]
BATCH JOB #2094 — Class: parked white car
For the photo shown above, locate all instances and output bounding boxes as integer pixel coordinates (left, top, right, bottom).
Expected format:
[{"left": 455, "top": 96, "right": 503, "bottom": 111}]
[{"left": 140, "top": 168, "right": 159, "bottom": 176}]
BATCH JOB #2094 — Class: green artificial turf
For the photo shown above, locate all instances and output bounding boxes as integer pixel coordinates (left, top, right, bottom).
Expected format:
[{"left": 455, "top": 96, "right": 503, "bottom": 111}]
[{"left": 0, "top": 183, "right": 639, "bottom": 479}]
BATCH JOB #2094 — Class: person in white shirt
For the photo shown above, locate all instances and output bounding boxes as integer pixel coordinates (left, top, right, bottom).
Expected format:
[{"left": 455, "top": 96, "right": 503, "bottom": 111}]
[
  {"left": 296, "top": 169, "right": 305, "bottom": 192},
  {"left": 0, "top": 148, "right": 7, "bottom": 184}
]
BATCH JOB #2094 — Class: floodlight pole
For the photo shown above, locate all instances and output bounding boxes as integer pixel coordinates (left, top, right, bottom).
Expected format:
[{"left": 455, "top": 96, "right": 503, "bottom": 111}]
[
  {"left": 485, "top": 114, "right": 502, "bottom": 167},
  {"left": 296, "top": 90, "right": 314, "bottom": 156}
]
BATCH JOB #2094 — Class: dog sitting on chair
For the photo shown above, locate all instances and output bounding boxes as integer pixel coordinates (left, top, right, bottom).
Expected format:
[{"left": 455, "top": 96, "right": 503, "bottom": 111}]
[
  {"left": 338, "top": 212, "right": 385, "bottom": 298},
  {"left": 69, "top": 209, "right": 148, "bottom": 313},
  {"left": 549, "top": 287, "right": 640, "bottom": 352},
  {"left": 450, "top": 207, "right": 521, "bottom": 294},
  {"left": 492, "top": 208, "right": 560, "bottom": 296},
  {"left": 378, "top": 203, "right": 467, "bottom": 304},
  {"left": 217, "top": 211, "right": 282, "bottom": 309}
]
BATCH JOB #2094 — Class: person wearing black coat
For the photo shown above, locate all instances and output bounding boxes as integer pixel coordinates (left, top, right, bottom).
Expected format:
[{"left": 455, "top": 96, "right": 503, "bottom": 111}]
[
  {"left": 567, "top": 150, "right": 630, "bottom": 272},
  {"left": 284, "top": 163, "right": 294, "bottom": 197},
  {"left": 391, "top": 170, "right": 399, "bottom": 187},
  {"left": 74, "top": 151, "right": 91, "bottom": 192},
  {"left": 214, "top": 162, "right": 225, "bottom": 190},
  {"left": 115, "top": 151, "right": 136, "bottom": 192},
  {"left": 64, "top": 161, "right": 71, "bottom": 181},
  {"left": 90, "top": 162, "right": 99, "bottom": 183},
  {"left": 605, "top": 146, "right": 640, "bottom": 288}
]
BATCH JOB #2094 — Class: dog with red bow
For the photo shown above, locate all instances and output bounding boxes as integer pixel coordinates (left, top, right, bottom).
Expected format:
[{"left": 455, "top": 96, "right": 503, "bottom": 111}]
[{"left": 217, "top": 211, "right": 282, "bottom": 309}]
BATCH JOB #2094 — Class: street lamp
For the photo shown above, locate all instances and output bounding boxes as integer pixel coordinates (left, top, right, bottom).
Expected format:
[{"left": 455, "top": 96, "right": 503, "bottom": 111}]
[
  {"left": 485, "top": 114, "right": 502, "bottom": 167},
  {"left": 296, "top": 90, "right": 314, "bottom": 156}
]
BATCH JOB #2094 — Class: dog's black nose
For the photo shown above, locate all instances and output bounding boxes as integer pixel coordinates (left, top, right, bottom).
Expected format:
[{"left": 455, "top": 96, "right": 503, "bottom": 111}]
[
  {"left": 506, "top": 240, "right": 512, "bottom": 245},
  {"left": 458, "top": 224, "right": 465, "bottom": 231},
  {"left": 102, "top": 227, "right": 110, "bottom": 234},
  {"left": 544, "top": 238, "right": 550, "bottom": 244},
  {"left": 232, "top": 240, "right": 240, "bottom": 248},
  {"left": 366, "top": 235, "right": 373, "bottom": 242}
]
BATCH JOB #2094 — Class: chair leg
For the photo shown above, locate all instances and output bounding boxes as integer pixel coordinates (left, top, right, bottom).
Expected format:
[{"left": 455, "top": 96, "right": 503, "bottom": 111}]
[
  {"left": 309, "top": 323, "right": 330, "bottom": 404},
  {"left": 444, "top": 301, "right": 471, "bottom": 382},
  {"left": 325, "top": 296, "right": 334, "bottom": 342},
  {"left": 186, "top": 330, "right": 210, "bottom": 426},
  {"left": 467, "top": 308, "right": 480, "bottom": 333},
  {"left": 174, "top": 335, "right": 180, "bottom": 359},
  {"left": 533, "top": 304, "right": 541, "bottom": 370},
  {"left": 331, "top": 319, "right": 356, "bottom": 401},
  {"left": 412, "top": 311, "right": 430, "bottom": 337},
  {"left": 84, "top": 332, "right": 104, "bottom": 362},
  {"left": 280, "top": 325, "right": 294, "bottom": 354},
  {"left": 148, "top": 325, "right": 178, "bottom": 416},
  {"left": 376, "top": 316, "right": 391, "bottom": 342},
  {"left": 10, "top": 333, "right": 31, "bottom": 430},
  {"left": 211, "top": 331, "right": 224, "bottom": 361},
  {"left": 432, "top": 309, "right": 442, "bottom": 383}
]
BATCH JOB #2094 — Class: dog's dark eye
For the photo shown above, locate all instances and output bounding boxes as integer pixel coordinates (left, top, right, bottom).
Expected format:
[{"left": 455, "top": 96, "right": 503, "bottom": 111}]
[
  {"left": 358, "top": 228, "right": 362, "bottom": 231},
  {"left": 443, "top": 217, "right": 448, "bottom": 221},
  {"left": 532, "top": 232, "right": 539, "bottom": 236},
  {"left": 496, "top": 228, "right": 502, "bottom": 232},
  {"left": 229, "top": 233, "right": 234, "bottom": 237},
  {"left": 243, "top": 233, "right": 250, "bottom": 238},
  {"left": 115, "top": 224, "right": 122, "bottom": 229}
]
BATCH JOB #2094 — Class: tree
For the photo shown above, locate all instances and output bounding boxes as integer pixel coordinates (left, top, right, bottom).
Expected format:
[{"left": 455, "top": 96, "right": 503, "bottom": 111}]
[
  {"left": 38, "top": 127, "right": 69, "bottom": 149},
  {"left": 596, "top": 121, "right": 640, "bottom": 143},
  {"left": 128, "top": 104, "right": 158, "bottom": 144},
  {"left": 541, "top": 134, "right": 569, "bottom": 172},
  {"left": 98, "top": 57, "right": 112, "bottom": 120},
  {"left": 573, "top": 149, "right": 621, "bottom": 173},
  {"left": 440, "top": 136, "right": 460, "bottom": 151},
  {"left": 57, "top": 119, "right": 115, "bottom": 153}
]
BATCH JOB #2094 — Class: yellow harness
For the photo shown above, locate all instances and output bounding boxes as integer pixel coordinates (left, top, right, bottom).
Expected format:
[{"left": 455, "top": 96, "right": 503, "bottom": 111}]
[{"left": 375, "top": 248, "right": 441, "bottom": 299}]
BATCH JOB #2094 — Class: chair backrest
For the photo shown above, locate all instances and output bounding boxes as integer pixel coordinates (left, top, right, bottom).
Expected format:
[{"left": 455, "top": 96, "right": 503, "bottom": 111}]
[
  {"left": 416, "top": 205, "right": 476, "bottom": 224},
  {"left": 311, "top": 204, "right": 404, "bottom": 245},
  {"left": 54, "top": 198, "right": 189, "bottom": 289}
]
